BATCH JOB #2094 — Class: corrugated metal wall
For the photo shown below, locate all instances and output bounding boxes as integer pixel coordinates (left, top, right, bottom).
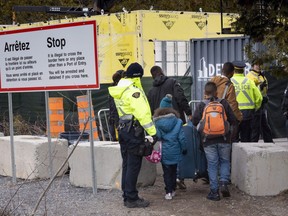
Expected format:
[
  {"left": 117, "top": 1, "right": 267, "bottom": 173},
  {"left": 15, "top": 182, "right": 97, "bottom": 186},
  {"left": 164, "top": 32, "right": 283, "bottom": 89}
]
[{"left": 190, "top": 36, "right": 250, "bottom": 100}]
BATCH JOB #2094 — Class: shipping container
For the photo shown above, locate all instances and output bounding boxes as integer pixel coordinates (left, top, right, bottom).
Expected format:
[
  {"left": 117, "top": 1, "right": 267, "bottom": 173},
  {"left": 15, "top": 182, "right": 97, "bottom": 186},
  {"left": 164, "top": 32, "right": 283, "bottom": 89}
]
[
  {"left": 189, "top": 36, "right": 287, "bottom": 138},
  {"left": 190, "top": 36, "right": 250, "bottom": 100}
]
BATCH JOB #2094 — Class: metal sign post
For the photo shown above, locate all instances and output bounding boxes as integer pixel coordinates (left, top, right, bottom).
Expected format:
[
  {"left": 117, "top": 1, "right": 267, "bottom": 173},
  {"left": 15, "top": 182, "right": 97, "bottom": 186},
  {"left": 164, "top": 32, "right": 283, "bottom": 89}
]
[
  {"left": 45, "top": 91, "right": 53, "bottom": 178},
  {"left": 8, "top": 93, "right": 16, "bottom": 184},
  {"left": 88, "top": 90, "right": 97, "bottom": 194}
]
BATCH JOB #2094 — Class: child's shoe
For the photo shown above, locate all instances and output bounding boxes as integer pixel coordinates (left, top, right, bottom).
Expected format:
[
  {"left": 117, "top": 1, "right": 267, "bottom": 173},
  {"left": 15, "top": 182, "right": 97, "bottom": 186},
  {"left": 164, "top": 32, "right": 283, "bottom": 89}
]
[
  {"left": 171, "top": 191, "right": 176, "bottom": 197},
  {"left": 165, "top": 193, "right": 173, "bottom": 200},
  {"left": 207, "top": 190, "right": 220, "bottom": 201}
]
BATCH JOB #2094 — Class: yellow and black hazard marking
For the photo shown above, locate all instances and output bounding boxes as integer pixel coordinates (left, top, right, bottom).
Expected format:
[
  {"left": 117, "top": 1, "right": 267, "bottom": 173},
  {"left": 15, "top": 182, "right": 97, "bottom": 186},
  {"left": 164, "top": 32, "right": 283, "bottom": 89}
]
[
  {"left": 162, "top": 20, "right": 175, "bottom": 30},
  {"left": 118, "top": 58, "right": 130, "bottom": 67},
  {"left": 195, "top": 21, "right": 207, "bottom": 30},
  {"left": 115, "top": 13, "right": 127, "bottom": 26}
]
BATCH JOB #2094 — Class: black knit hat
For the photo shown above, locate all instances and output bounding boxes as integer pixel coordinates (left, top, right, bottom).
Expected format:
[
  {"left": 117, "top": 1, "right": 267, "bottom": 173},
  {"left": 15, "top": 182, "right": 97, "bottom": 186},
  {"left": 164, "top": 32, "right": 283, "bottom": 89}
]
[{"left": 126, "top": 62, "right": 144, "bottom": 78}]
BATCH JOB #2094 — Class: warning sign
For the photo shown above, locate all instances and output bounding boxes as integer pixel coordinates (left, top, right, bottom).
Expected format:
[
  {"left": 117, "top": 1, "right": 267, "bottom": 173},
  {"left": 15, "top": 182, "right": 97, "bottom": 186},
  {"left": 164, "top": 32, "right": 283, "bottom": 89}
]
[{"left": 0, "top": 21, "right": 99, "bottom": 92}]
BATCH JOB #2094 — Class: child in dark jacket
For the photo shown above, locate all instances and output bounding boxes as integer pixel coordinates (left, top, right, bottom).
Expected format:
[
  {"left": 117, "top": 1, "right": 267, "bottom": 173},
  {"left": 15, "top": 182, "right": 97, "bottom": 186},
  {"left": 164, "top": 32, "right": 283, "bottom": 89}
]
[
  {"left": 192, "top": 81, "right": 237, "bottom": 201},
  {"left": 153, "top": 94, "right": 187, "bottom": 200}
]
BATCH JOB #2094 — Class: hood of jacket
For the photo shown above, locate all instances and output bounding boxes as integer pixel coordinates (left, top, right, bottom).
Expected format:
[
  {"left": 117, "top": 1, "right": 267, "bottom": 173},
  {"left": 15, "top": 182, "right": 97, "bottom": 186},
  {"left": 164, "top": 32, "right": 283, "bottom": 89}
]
[
  {"left": 108, "top": 77, "right": 143, "bottom": 99},
  {"left": 153, "top": 108, "right": 180, "bottom": 133},
  {"left": 152, "top": 75, "right": 168, "bottom": 87}
]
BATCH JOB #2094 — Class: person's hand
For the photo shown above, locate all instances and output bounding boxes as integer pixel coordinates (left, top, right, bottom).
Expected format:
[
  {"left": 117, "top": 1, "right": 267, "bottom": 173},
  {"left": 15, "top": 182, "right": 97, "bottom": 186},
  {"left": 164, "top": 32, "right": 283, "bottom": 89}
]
[
  {"left": 260, "top": 81, "right": 267, "bottom": 91},
  {"left": 152, "top": 135, "right": 158, "bottom": 145},
  {"left": 182, "top": 149, "right": 187, "bottom": 155},
  {"left": 145, "top": 136, "right": 153, "bottom": 143},
  {"left": 145, "top": 135, "right": 158, "bottom": 145}
]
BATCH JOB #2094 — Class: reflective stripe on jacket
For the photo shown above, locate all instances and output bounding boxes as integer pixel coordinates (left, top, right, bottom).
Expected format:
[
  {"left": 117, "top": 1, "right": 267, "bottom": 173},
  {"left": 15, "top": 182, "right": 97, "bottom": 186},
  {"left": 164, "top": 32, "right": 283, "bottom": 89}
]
[{"left": 231, "top": 74, "right": 262, "bottom": 110}]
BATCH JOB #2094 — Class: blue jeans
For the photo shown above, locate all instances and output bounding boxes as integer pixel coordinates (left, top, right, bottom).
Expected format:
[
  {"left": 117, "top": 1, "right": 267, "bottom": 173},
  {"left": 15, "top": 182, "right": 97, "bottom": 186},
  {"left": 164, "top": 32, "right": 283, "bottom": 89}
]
[{"left": 204, "top": 143, "right": 231, "bottom": 191}]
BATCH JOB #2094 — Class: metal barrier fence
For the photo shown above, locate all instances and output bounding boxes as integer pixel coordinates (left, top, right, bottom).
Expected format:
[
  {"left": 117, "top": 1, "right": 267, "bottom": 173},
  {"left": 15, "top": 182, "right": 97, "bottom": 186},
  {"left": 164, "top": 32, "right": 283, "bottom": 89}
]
[
  {"left": 97, "top": 108, "right": 112, "bottom": 141},
  {"left": 189, "top": 100, "right": 202, "bottom": 113}
]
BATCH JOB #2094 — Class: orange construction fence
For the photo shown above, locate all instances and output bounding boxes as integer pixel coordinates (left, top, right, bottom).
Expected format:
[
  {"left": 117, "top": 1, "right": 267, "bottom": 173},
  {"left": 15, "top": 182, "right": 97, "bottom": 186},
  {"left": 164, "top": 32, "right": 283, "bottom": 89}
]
[
  {"left": 76, "top": 95, "right": 99, "bottom": 140},
  {"left": 48, "top": 97, "right": 64, "bottom": 138}
]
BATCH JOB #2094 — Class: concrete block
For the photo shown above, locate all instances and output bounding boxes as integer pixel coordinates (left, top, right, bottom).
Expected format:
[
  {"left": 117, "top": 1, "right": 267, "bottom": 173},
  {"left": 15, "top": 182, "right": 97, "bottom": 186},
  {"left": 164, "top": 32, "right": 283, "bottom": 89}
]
[
  {"left": 69, "top": 141, "right": 157, "bottom": 190},
  {"left": 231, "top": 142, "right": 288, "bottom": 196},
  {"left": 0, "top": 135, "right": 68, "bottom": 179}
]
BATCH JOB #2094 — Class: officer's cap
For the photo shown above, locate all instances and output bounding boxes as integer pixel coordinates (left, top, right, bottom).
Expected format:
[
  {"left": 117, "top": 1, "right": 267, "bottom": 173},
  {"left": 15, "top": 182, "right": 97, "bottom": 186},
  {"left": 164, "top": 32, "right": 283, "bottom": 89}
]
[
  {"left": 232, "top": 61, "right": 246, "bottom": 69},
  {"left": 126, "top": 62, "right": 144, "bottom": 78}
]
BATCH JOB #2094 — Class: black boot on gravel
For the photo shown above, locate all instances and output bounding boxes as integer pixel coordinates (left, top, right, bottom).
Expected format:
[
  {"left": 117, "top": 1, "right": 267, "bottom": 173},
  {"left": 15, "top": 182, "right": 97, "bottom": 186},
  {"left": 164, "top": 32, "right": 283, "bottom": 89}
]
[
  {"left": 220, "top": 182, "right": 231, "bottom": 197},
  {"left": 207, "top": 190, "right": 220, "bottom": 201},
  {"left": 125, "top": 198, "right": 150, "bottom": 208}
]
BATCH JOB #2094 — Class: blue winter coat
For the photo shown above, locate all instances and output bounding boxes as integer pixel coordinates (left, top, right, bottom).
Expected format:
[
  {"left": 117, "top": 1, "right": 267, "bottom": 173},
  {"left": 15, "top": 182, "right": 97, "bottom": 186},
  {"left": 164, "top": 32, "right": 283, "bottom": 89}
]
[{"left": 153, "top": 108, "right": 187, "bottom": 165}]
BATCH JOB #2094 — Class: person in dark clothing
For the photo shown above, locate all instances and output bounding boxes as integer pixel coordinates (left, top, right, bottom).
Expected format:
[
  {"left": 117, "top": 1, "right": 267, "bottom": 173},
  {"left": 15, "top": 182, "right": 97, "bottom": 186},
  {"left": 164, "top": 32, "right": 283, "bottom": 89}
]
[
  {"left": 108, "top": 70, "right": 124, "bottom": 141},
  {"left": 147, "top": 66, "right": 192, "bottom": 124},
  {"left": 108, "top": 63, "right": 157, "bottom": 208},
  {"left": 192, "top": 81, "right": 237, "bottom": 201},
  {"left": 147, "top": 65, "right": 192, "bottom": 190},
  {"left": 282, "top": 83, "right": 288, "bottom": 138},
  {"left": 247, "top": 60, "right": 273, "bottom": 142}
]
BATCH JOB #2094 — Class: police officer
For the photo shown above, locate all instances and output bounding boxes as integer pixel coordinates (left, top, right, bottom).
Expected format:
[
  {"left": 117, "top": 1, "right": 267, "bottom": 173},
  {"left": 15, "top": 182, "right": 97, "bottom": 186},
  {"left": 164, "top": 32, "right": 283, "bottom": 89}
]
[
  {"left": 108, "top": 62, "right": 157, "bottom": 208},
  {"left": 246, "top": 59, "right": 273, "bottom": 142},
  {"left": 231, "top": 61, "right": 262, "bottom": 142}
]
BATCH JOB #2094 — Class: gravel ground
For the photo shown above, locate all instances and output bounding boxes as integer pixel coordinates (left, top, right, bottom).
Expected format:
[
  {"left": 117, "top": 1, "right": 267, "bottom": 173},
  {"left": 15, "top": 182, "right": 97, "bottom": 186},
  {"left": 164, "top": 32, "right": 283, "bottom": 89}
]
[{"left": 1, "top": 173, "right": 288, "bottom": 216}]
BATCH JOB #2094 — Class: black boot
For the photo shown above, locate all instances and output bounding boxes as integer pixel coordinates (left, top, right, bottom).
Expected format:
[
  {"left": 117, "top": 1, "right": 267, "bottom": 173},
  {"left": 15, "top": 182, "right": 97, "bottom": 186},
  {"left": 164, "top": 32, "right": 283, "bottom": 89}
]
[
  {"left": 220, "top": 181, "right": 231, "bottom": 197},
  {"left": 207, "top": 189, "right": 220, "bottom": 201},
  {"left": 125, "top": 198, "right": 150, "bottom": 208}
]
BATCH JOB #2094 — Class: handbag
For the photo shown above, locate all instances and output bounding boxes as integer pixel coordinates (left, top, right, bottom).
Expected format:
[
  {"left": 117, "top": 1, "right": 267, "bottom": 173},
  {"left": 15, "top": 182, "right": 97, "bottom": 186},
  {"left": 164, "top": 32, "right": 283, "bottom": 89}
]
[{"left": 145, "top": 141, "right": 162, "bottom": 163}]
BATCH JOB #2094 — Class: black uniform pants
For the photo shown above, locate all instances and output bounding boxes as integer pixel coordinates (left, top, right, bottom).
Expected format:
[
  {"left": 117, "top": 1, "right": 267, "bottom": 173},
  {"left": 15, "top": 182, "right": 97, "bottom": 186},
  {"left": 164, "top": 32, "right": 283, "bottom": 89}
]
[
  {"left": 118, "top": 120, "right": 144, "bottom": 202},
  {"left": 238, "top": 119, "right": 252, "bottom": 142},
  {"left": 251, "top": 108, "right": 273, "bottom": 142}
]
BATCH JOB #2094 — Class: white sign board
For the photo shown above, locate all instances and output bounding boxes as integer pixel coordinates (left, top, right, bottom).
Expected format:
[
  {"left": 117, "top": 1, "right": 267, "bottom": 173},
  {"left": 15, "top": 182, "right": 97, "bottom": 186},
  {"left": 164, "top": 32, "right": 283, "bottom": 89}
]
[{"left": 0, "top": 21, "right": 99, "bottom": 92}]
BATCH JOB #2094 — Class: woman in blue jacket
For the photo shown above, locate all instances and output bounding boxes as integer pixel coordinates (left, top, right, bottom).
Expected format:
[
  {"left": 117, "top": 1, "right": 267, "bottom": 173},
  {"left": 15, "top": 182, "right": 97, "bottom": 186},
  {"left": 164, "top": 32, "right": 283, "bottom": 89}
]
[{"left": 153, "top": 94, "right": 187, "bottom": 200}]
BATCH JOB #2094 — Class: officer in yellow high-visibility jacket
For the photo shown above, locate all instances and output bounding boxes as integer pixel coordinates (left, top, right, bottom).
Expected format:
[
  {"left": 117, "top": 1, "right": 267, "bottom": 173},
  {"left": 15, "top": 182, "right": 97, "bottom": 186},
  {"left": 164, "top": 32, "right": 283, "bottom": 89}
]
[
  {"left": 108, "top": 62, "right": 157, "bottom": 209},
  {"left": 231, "top": 61, "right": 262, "bottom": 142},
  {"left": 246, "top": 59, "right": 273, "bottom": 142}
]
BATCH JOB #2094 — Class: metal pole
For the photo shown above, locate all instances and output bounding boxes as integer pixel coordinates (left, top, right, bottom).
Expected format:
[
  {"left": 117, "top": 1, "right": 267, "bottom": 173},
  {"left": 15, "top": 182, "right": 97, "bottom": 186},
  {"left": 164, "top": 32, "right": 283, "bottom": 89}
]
[
  {"left": 45, "top": 91, "right": 53, "bottom": 178},
  {"left": 88, "top": 90, "right": 97, "bottom": 194},
  {"left": 8, "top": 93, "right": 16, "bottom": 184},
  {"left": 220, "top": 0, "right": 223, "bottom": 34}
]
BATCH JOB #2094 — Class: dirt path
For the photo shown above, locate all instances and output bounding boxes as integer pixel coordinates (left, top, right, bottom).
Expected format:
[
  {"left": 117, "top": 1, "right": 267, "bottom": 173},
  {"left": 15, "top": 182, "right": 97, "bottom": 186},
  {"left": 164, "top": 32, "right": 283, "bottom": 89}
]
[
  {"left": 1, "top": 173, "right": 288, "bottom": 216},
  {"left": 139, "top": 175, "right": 288, "bottom": 216}
]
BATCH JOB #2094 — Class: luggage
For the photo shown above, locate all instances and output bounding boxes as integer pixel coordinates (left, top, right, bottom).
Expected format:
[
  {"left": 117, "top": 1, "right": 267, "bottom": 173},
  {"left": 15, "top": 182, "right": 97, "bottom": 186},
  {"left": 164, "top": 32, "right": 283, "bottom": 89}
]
[{"left": 178, "top": 121, "right": 208, "bottom": 181}]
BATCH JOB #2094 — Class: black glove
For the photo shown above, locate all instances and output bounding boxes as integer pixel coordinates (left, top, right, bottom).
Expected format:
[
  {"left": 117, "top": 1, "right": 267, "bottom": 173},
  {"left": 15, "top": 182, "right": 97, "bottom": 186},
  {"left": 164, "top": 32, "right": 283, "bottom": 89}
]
[
  {"left": 262, "top": 96, "right": 268, "bottom": 104},
  {"left": 182, "top": 149, "right": 187, "bottom": 155},
  {"left": 259, "top": 81, "right": 267, "bottom": 91},
  {"left": 152, "top": 135, "right": 158, "bottom": 145}
]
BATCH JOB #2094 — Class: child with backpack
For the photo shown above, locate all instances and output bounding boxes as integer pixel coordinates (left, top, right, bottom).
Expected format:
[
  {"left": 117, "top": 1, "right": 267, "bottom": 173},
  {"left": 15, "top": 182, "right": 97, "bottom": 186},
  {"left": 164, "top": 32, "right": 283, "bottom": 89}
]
[
  {"left": 192, "top": 81, "right": 237, "bottom": 201},
  {"left": 153, "top": 94, "right": 187, "bottom": 200}
]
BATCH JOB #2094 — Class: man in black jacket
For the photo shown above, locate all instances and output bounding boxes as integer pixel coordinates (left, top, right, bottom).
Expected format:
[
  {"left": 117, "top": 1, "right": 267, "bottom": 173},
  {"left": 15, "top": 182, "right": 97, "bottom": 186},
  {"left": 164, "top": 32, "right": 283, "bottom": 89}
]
[
  {"left": 147, "top": 66, "right": 192, "bottom": 123},
  {"left": 147, "top": 65, "right": 192, "bottom": 189}
]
